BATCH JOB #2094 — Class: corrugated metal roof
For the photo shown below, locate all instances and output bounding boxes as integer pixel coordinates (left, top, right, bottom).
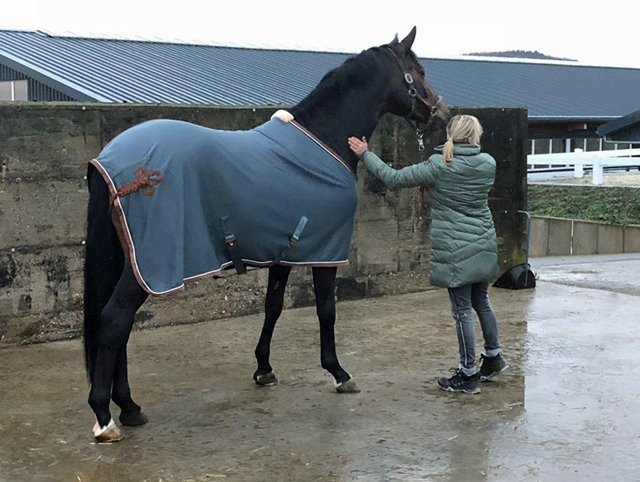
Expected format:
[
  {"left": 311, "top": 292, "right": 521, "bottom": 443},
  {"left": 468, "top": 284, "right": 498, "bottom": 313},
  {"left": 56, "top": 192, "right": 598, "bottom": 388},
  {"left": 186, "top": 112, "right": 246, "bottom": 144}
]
[{"left": 1, "top": 29, "right": 639, "bottom": 120}]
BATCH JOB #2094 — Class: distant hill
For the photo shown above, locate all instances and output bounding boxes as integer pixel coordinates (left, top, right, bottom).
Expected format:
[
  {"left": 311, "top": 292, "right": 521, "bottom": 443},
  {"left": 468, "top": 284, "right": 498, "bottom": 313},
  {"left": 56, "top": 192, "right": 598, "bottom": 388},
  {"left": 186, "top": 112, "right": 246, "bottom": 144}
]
[{"left": 463, "top": 50, "right": 577, "bottom": 61}]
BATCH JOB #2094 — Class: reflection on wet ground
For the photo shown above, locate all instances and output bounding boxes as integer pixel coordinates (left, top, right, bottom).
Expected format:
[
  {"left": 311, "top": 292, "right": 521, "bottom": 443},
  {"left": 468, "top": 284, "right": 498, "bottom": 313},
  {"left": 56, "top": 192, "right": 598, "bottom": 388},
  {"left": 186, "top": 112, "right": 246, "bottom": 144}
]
[{"left": 1, "top": 256, "right": 639, "bottom": 481}]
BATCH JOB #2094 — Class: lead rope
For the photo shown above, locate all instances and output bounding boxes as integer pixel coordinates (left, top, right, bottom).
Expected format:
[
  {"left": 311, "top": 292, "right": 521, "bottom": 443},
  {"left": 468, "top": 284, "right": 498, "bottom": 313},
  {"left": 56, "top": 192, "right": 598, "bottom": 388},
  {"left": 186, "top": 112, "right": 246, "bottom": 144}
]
[{"left": 412, "top": 185, "right": 427, "bottom": 232}]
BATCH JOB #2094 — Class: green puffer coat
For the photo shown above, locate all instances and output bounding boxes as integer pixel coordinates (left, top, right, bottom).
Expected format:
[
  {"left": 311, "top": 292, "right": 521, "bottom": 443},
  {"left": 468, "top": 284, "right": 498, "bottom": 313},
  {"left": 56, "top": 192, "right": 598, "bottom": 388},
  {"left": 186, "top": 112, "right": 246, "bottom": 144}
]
[{"left": 362, "top": 144, "right": 498, "bottom": 288}]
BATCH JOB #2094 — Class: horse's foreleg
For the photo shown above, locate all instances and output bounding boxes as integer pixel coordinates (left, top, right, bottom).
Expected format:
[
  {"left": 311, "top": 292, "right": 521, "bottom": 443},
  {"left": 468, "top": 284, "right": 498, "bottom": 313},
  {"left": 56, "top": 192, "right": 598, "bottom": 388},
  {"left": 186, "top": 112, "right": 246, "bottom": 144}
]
[
  {"left": 312, "top": 267, "right": 360, "bottom": 393},
  {"left": 253, "top": 264, "right": 291, "bottom": 386},
  {"left": 88, "top": 261, "right": 148, "bottom": 442},
  {"left": 112, "top": 344, "right": 149, "bottom": 427}
]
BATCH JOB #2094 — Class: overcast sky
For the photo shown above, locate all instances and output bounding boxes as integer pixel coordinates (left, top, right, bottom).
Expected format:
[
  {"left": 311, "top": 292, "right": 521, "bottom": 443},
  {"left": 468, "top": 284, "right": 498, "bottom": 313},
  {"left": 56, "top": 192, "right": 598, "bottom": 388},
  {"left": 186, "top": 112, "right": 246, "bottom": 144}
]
[{"left": 2, "top": 0, "right": 639, "bottom": 68}]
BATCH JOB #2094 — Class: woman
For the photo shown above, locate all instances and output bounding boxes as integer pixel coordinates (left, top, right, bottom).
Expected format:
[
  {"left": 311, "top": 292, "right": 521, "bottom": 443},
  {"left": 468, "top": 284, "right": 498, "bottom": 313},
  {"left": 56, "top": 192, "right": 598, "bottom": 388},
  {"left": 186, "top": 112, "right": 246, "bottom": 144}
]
[{"left": 348, "top": 115, "right": 508, "bottom": 394}]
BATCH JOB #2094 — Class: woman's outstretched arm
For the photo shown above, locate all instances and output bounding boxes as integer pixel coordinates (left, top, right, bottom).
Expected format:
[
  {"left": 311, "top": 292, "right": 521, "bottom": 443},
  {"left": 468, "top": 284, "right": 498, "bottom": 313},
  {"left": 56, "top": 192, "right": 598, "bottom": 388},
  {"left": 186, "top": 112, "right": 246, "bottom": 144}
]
[{"left": 348, "top": 136, "right": 442, "bottom": 189}]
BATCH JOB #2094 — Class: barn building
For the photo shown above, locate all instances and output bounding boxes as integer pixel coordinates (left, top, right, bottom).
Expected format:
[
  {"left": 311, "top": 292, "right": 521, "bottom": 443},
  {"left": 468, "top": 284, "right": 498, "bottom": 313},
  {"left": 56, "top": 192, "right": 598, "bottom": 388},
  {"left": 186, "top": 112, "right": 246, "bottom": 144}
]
[{"left": 2, "top": 29, "right": 640, "bottom": 154}]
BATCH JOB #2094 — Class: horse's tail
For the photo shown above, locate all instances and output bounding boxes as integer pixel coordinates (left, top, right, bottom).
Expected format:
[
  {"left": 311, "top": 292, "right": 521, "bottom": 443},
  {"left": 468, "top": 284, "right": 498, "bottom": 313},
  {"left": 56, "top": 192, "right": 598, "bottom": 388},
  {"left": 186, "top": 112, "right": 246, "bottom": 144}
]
[{"left": 84, "top": 164, "right": 125, "bottom": 383}]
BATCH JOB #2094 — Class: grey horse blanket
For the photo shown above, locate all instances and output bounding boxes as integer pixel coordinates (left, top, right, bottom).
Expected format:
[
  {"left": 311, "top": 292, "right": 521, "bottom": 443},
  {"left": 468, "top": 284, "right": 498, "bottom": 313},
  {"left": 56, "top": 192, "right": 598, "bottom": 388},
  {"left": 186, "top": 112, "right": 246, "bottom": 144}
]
[{"left": 90, "top": 117, "right": 358, "bottom": 296}]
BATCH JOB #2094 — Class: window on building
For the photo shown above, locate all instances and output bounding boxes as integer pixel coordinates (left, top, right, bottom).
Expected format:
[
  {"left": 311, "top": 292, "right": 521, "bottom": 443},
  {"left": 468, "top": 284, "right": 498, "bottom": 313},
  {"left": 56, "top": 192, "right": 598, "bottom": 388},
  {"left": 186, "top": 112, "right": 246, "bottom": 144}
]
[
  {"left": 586, "top": 138, "right": 601, "bottom": 151},
  {"left": 529, "top": 138, "right": 569, "bottom": 155},
  {"left": 528, "top": 136, "right": 635, "bottom": 166},
  {"left": 570, "top": 138, "right": 585, "bottom": 152},
  {"left": 0, "top": 80, "right": 28, "bottom": 101},
  {"left": 533, "top": 139, "right": 550, "bottom": 154},
  {"left": 551, "top": 139, "right": 564, "bottom": 153}
]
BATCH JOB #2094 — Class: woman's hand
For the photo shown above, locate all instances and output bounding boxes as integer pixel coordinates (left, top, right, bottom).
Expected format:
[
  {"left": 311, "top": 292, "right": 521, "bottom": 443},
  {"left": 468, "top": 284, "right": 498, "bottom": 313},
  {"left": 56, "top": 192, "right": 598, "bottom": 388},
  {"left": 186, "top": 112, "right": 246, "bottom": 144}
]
[{"left": 348, "top": 136, "right": 369, "bottom": 156}]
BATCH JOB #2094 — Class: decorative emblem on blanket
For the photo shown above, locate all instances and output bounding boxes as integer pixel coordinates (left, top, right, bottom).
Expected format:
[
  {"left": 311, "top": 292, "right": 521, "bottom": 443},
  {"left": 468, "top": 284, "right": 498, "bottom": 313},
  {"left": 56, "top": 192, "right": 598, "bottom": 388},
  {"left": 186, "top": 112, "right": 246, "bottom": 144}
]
[{"left": 116, "top": 166, "right": 163, "bottom": 198}]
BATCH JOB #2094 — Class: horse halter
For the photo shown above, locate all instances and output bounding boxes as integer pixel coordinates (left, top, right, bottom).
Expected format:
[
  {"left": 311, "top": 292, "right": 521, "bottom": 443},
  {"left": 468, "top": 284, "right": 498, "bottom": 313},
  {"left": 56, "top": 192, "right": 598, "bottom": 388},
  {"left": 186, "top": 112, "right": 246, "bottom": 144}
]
[{"left": 386, "top": 47, "right": 442, "bottom": 151}]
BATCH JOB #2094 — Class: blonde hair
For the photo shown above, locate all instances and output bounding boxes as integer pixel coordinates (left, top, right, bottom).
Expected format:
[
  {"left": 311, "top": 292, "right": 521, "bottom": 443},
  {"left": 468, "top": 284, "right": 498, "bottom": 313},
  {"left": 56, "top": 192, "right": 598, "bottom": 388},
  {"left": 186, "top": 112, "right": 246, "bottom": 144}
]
[{"left": 442, "top": 115, "right": 483, "bottom": 164}]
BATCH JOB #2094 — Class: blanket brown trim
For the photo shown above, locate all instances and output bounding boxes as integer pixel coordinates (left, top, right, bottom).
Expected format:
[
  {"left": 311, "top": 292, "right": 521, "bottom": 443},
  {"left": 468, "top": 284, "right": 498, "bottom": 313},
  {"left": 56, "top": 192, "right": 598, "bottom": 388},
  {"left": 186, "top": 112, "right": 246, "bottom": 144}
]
[{"left": 290, "top": 120, "right": 356, "bottom": 178}]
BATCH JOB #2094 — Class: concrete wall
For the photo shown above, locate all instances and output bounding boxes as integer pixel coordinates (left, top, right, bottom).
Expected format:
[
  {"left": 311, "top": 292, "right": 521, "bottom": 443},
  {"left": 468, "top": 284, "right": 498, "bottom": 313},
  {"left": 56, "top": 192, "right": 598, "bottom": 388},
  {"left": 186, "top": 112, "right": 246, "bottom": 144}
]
[
  {"left": 0, "top": 103, "right": 528, "bottom": 344},
  {"left": 531, "top": 216, "right": 640, "bottom": 257}
]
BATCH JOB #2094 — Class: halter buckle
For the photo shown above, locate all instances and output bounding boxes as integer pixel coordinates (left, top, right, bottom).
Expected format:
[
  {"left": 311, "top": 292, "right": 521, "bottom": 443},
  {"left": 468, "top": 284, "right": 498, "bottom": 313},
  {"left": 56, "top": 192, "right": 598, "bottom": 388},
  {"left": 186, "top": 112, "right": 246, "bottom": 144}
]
[{"left": 404, "top": 73, "right": 414, "bottom": 84}]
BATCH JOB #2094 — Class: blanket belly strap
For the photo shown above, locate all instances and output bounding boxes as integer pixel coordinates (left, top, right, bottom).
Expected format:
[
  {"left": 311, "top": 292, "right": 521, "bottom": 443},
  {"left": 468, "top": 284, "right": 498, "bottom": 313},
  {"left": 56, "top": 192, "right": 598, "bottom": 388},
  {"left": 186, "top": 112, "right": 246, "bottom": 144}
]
[
  {"left": 274, "top": 216, "right": 309, "bottom": 265},
  {"left": 220, "top": 215, "right": 247, "bottom": 275}
]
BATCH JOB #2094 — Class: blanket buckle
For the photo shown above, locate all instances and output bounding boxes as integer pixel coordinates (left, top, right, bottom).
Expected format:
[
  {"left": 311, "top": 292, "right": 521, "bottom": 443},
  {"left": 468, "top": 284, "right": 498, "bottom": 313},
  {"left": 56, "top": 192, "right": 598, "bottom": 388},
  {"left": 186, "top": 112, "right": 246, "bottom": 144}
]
[{"left": 220, "top": 216, "right": 247, "bottom": 275}]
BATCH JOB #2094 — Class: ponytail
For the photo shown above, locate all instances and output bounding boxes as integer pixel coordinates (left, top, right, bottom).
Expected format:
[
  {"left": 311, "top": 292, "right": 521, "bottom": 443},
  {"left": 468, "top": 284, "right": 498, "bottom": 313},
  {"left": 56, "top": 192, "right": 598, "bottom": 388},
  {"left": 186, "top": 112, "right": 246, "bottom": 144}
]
[{"left": 443, "top": 138, "right": 455, "bottom": 164}]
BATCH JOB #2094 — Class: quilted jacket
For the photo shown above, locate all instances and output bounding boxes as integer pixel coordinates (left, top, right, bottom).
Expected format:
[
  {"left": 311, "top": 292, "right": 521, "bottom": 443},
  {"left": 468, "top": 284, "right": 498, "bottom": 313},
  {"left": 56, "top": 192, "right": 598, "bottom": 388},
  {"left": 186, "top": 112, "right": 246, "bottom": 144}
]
[{"left": 362, "top": 144, "right": 498, "bottom": 288}]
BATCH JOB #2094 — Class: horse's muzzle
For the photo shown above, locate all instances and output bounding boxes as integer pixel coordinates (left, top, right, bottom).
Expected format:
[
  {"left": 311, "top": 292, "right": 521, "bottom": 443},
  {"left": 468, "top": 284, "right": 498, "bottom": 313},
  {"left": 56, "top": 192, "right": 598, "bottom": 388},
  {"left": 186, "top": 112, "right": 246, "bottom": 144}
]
[{"left": 436, "top": 101, "right": 451, "bottom": 122}]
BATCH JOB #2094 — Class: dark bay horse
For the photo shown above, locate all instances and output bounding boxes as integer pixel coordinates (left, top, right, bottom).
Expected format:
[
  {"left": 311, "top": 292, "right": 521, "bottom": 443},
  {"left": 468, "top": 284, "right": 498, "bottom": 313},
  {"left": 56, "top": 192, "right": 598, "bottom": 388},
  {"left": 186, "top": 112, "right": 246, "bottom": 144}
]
[{"left": 84, "top": 27, "right": 449, "bottom": 442}]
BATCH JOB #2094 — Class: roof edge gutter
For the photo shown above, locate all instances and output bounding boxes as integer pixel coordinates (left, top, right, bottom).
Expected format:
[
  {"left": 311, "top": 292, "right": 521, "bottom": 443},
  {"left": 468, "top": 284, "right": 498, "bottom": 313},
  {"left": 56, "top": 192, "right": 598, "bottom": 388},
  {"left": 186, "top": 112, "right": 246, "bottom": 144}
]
[{"left": 529, "top": 116, "right": 619, "bottom": 123}]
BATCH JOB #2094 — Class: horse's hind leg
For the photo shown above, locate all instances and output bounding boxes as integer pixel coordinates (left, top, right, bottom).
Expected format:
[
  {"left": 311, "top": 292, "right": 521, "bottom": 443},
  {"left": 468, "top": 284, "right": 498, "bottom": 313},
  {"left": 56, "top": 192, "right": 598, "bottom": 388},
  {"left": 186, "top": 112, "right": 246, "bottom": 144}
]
[
  {"left": 253, "top": 264, "right": 291, "bottom": 386},
  {"left": 312, "top": 267, "right": 360, "bottom": 393},
  {"left": 88, "top": 260, "right": 148, "bottom": 442}
]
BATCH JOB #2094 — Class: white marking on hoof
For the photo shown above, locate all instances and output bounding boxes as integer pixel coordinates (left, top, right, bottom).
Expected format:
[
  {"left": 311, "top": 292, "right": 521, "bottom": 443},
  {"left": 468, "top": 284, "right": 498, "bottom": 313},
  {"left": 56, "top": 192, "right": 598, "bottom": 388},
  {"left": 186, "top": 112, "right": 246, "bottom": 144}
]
[
  {"left": 336, "top": 378, "right": 361, "bottom": 394},
  {"left": 92, "top": 419, "right": 124, "bottom": 443},
  {"left": 255, "top": 371, "right": 278, "bottom": 386}
]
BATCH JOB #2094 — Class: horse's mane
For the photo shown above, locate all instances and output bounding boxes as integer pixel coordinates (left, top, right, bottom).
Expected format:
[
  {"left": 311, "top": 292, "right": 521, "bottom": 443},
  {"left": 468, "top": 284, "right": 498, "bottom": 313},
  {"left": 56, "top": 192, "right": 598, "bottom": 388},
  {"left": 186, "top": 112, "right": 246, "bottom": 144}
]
[{"left": 292, "top": 47, "right": 387, "bottom": 114}]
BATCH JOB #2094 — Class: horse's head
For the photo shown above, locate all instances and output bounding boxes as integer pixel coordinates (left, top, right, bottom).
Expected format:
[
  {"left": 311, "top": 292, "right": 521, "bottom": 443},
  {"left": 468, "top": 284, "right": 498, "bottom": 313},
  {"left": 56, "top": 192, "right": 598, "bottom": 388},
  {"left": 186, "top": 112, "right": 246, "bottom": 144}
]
[
  {"left": 291, "top": 28, "right": 450, "bottom": 163},
  {"left": 384, "top": 27, "right": 450, "bottom": 135}
]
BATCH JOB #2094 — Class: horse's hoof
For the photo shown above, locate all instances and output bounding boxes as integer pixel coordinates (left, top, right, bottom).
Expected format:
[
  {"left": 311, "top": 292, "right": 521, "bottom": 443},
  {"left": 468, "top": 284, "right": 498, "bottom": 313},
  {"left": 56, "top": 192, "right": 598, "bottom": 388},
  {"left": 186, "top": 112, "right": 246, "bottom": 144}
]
[
  {"left": 254, "top": 371, "right": 278, "bottom": 386},
  {"left": 92, "top": 419, "right": 124, "bottom": 443},
  {"left": 119, "top": 410, "right": 149, "bottom": 427},
  {"left": 336, "top": 378, "right": 361, "bottom": 394}
]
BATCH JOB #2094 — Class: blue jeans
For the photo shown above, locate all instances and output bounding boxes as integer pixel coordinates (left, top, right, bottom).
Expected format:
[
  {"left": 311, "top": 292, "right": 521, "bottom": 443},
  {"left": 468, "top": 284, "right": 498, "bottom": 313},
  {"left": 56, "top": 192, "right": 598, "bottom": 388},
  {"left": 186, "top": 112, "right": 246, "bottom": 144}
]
[{"left": 447, "top": 282, "right": 501, "bottom": 376}]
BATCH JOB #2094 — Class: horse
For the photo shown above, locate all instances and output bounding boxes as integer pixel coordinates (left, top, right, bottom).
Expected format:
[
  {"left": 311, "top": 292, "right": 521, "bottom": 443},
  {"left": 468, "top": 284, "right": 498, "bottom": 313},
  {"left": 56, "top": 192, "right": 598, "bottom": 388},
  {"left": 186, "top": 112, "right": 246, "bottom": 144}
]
[{"left": 83, "top": 27, "right": 449, "bottom": 442}]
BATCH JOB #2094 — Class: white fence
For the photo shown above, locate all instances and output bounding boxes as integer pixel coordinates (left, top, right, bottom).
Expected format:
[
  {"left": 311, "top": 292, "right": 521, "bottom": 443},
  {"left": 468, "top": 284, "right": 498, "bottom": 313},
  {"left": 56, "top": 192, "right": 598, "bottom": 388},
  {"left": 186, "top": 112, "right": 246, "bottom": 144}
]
[{"left": 527, "top": 148, "right": 640, "bottom": 185}]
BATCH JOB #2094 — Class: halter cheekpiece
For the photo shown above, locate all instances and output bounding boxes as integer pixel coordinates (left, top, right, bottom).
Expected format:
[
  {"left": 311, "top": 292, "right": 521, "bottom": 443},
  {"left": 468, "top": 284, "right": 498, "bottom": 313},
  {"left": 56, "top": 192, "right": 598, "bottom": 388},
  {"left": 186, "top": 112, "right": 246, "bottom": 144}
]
[{"left": 386, "top": 47, "right": 442, "bottom": 151}]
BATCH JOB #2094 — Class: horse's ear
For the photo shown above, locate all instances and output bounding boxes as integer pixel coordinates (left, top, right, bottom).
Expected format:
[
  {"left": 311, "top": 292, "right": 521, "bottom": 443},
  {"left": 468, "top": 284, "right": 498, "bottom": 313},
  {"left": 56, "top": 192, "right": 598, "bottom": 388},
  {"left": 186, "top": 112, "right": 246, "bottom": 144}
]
[
  {"left": 390, "top": 34, "right": 399, "bottom": 45},
  {"left": 398, "top": 27, "right": 417, "bottom": 53}
]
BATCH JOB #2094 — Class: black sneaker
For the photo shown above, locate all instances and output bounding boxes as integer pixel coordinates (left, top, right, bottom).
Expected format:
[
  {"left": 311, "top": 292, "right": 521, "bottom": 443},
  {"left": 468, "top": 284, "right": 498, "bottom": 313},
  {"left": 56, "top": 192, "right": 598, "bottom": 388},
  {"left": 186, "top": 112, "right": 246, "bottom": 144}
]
[
  {"left": 437, "top": 369, "right": 481, "bottom": 394},
  {"left": 479, "top": 354, "right": 509, "bottom": 381}
]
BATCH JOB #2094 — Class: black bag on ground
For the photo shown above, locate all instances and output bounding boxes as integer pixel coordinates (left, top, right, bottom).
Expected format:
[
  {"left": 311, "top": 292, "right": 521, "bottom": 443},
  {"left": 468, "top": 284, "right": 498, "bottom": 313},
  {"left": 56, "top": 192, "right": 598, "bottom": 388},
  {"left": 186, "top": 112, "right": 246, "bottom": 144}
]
[
  {"left": 493, "top": 263, "right": 536, "bottom": 289},
  {"left": 493, "top": 210, "right": 536, "bottom": 290}
]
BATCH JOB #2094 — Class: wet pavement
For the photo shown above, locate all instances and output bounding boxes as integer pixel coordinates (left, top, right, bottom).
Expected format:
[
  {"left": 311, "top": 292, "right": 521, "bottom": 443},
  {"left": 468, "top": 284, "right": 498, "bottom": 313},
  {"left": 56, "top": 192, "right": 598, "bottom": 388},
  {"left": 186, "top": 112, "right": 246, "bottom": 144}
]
[{"left": 1, "top": 255, "right": 639, "bottom": 482}]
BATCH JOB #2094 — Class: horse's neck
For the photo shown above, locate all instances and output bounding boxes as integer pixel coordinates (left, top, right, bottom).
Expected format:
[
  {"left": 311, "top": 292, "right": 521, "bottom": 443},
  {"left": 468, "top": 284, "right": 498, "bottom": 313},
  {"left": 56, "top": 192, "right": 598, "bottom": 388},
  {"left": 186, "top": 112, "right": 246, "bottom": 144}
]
[{"left": 292, "top": 91, "right": 386, "bottom": 172}]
